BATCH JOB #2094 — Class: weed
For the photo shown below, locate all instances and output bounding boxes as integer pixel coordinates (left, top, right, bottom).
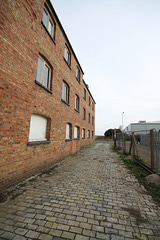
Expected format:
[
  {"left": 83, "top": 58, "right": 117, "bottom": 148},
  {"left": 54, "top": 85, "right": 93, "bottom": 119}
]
[{"left": 115, "top": 150, "right": 160, "bottom": 206}]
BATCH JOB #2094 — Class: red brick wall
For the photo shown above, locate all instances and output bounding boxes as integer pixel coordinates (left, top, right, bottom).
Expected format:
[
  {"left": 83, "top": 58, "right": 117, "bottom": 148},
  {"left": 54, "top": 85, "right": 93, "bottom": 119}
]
[{"left": 0, "top": 0, "right": 95, "bottom": 191}]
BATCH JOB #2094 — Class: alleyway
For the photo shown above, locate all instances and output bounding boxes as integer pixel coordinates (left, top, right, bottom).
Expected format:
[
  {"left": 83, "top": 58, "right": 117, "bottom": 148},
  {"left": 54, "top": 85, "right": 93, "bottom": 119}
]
[{"left": 0, "top": 143, "right": 160, "bottom": 240}]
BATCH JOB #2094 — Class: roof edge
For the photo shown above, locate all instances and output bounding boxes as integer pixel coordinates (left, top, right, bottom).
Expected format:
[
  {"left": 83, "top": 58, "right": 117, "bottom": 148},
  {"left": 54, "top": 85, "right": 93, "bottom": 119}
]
[{"left": 47, "top": 0, "right": 84, "bottom": 75}]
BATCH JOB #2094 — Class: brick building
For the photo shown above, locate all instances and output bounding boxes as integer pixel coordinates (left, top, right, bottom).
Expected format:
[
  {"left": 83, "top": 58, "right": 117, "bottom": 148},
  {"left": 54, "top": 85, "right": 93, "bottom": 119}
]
[{"left": 0, "top": 0, "right": 95, "bottom": 191}]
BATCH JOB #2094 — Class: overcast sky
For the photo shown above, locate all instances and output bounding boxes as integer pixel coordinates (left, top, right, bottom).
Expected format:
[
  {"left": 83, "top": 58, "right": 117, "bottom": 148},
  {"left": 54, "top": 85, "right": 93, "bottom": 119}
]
[{"left": 52, "top": 0, "right": 160, "bottom": 135}]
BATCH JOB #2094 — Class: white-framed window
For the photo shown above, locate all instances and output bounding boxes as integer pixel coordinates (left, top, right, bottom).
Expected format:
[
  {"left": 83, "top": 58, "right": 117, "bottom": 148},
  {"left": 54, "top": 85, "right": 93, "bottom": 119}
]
[
  {"left": 76, "top": 67, "right": 80, "bottom": 83},
  {"left": 36, "top": 56, "right": 51, "bottom": 90},
  {"left": 64, "top": 45, "right": 71, "bottom": 66},
  {"left": 88, "top": 113, "right": 90, "bottom": 123},
  {"left": 83, "top": 108, "right": 86, "bottom": 120},
  {"left": 87, "top": 130, "right": 90, "bottom": 139},
  {"left": 29, "top": 114, "right": 48, "bottom": 142},
  {"left": 84, "top": 88, "right": 86, "bottom": 100},
  {"left": 43, "top": 7, "right": 55, "bottom": 39},
  {"left": 82, "top": 128, "right": 85, "bottom": 139},
  {"left": 74, "top": 126, "right": 80, "bottom": 139},
  {"left": 62, "top": 81, "right": 69, "bottom": 104},
  {"left": 75, "top": 94, "right": 79, "bottom": 112},
  {"left": 66, "top": 123, "right": 72, "bottom": 140}
]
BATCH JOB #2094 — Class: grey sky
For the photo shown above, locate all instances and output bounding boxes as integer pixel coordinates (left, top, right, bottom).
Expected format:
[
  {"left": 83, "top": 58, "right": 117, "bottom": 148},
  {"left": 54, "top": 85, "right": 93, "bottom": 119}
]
[{"left": 52, "top": 0, "right": 160, "bottom": 135}]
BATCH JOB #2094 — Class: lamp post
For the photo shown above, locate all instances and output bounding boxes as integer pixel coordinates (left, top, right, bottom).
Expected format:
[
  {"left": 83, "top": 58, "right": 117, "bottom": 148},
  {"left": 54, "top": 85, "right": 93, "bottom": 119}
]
[{"left": 122, "top": 112, "right": 124, "bottom": 130}]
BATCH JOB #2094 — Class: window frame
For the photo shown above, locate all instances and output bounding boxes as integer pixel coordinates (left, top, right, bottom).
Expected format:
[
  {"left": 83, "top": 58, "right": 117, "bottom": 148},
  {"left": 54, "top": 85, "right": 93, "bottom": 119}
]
[
  {"left": 87, "top": 130, "right": 90, "bottom": 139},
  {"left": 66, "top": 123, "right": 72, "bottom": 141},
  {"left": 88, "top": 113, "right": 90, "bottom": 123},
  {"left": 89, "top": 96, "right": 91, "bottom": 106},
  {"left": 64, "top": 45, "right": 71, "bottom": 67},
  {"left": 27, "top": 114, "right": 50, "bottom": 146},
  {"left": 83, "top": 108, "right": 86, "bottom": 120},
  {"left": 62, "top": 81, "right": 70, "bottom": 105},
  {"left": 92, "top": 102, "right": 94, "bottom": 111},
  {"left": 74, "top": 126, "right": 80, "bottom": 140},
  {"left": 82, "top": 128, "right": 85, "bottom": 139},
  {"left": 76, "top": 66, "right": 80, "bottom": 83},
  {"left": 75, "top": 94, "right": 80, "bottom": 112},
  {"left": 92, "top": 131, "right": 94, "bottom": 138},
  {"left": 36, "top": 55, "right": 52, "bottom": 91},
  {"left": 42, "top": 6, "right": 55, "bottom": 40},
  {"left": 83, "top": 88, "right": 86, "bottom": 100}
]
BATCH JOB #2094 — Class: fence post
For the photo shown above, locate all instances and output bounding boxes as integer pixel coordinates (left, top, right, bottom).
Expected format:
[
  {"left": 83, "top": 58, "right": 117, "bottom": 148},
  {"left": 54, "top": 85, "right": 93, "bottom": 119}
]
[
  {"left": 129, "top": 136, "right": 132, "bottom": 155},
  {"left": 132, "top": 133, "right": 135, "bottom": 157},
  {"left": 123, "top": 133, "right": 126, "bottom": 154},
  {"left": 114, "top": 129, "right": 116, "bottom": 149},
  {"left": 150, "top": 129, "right": 155, "bottom": 170}
]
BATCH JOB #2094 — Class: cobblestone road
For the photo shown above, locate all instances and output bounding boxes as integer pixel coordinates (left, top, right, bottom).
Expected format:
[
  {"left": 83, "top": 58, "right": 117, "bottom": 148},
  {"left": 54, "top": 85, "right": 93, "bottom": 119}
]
[{"left": 0, "top": 143, "right": 160, "bottom": 240}]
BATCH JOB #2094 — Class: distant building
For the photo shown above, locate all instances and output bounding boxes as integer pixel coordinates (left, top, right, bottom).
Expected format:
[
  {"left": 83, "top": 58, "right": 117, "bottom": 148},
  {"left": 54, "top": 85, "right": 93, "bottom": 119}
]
[{"left": 123, "top": 121, "right": 160, "bottom": 135}]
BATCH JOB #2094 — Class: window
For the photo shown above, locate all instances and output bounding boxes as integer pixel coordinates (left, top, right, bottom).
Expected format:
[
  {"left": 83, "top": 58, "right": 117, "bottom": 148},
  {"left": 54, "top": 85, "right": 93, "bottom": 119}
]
[
  {"left": 29, "top": 114, "right": 48, "bottom": 142},
  {"left": 42, "top": 7, "right": 55, "bottom": 39},
  {"left": 92, "top": 131, "right": 94, "bottom": 138},
  {"left": 62, "top": 81, "right": 69, "bottom": 104},
  {"left": 75, "top": 94, "right": 79, "bottom": 112},
  {"left": 83, "top": 108, "right": 86, "bottom": 120},
  {"left": 83, "top": 89, "right": 86, "bottom": 100},
  {"left": 89, "top": 96, "right": 91, "bottom": 106},
  {"left": 87, "top": 130, "right": 90, "bottom": 139},
  {"left": 74, "top": 126, "right": 80, "bottom": 139},
  {"left": 66, "top": 123, "right": 72, "bottom": 140},
  {"left": 92, "top": 102, "right": 94, "bottom": 111},
  {"left": 36, "top": 56, "right": 51, "bottom": 90},
  {"left": 88, "top": 113, "right": 90, "bottom": 123},
  {"left": 82, "top": 128, "right": 85, "bottom": 139},
  {"left": 76, "top": 67, "right": 80, "bottom": 83},
  {"left": 64, "top": 45, "right": 71, "bottom": 66},
  {"left": 92, "top": 116, "right": 94, "bottom": 125}
]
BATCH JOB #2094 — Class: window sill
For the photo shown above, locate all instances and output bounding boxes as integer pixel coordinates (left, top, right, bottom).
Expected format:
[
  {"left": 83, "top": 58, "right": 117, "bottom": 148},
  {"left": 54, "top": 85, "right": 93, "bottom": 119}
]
[
  {"left": 83, "top": 118, "right": 86, "bottom": 120},
  {"left": 83, "top": 98, "right": 86, "bottom": 101},
  {"left": 65, "top": 139, "right": 72, "bottom": 142},
  {"left": 64, "top": 58, "right": 71, "bottom": 69},
  {"left": 74, "top": 138, "right": 80, "bottom": 140},
  {"left": 35, "top": 80, "right": 53, "bottom": 94},
  {"left": 27, "top": 140, "right": 50, "bottom": 146},
  {"left": 41, "top": 21, "right": 56, "bottom": 45},
  {"left": 61, "top": 99, "right": 70, "bottom": 106},
  {"left": 82, "top": 138, "right": 85, "bottom": 139},
  {"left": 75, "top": 109, "right": 79, "bottom": 113}
]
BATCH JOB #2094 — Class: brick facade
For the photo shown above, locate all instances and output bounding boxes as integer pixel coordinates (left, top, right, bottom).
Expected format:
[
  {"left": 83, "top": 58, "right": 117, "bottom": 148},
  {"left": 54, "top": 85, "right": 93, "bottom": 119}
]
[{"left": 0, "top": 0, "right": 95, "bottom": 191}]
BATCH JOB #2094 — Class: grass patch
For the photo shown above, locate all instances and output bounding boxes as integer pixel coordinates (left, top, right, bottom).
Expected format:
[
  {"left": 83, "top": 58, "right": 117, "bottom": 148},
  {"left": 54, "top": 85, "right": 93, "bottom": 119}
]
[{"left": 118, "top": 153, "right": 160, "bottom": 206}]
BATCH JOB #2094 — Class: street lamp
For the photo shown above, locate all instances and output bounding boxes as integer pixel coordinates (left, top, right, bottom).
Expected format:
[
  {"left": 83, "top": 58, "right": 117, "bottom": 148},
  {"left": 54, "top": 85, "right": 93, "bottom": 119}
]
[{"left": 122, "top": 112, "right": 124, "bottom": 130}]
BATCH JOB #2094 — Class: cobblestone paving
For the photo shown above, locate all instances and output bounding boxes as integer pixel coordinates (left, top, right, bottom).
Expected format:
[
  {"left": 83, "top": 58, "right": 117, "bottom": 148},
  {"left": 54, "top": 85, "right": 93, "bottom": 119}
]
[{"left": 0, "top": 143, "right": 160, "bottom": 240}]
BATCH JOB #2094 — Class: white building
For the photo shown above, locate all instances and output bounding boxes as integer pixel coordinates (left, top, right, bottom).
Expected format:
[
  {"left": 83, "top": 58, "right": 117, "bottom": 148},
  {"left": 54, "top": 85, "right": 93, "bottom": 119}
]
[{"left": 123, "top": 121, "right": 160, "bottom": 135}]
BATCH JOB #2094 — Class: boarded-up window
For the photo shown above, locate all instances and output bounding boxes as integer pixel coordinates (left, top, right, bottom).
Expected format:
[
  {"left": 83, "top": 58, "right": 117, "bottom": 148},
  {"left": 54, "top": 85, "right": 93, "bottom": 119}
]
[{"left": 29, "top": 114, "right": 47, "bottom": 141}]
